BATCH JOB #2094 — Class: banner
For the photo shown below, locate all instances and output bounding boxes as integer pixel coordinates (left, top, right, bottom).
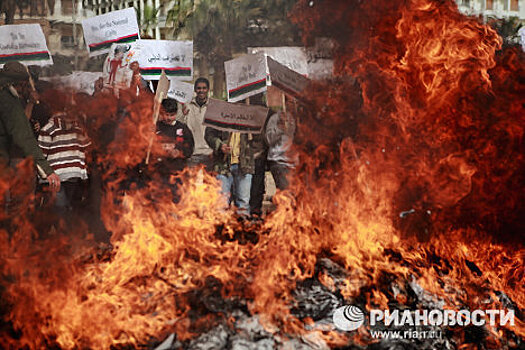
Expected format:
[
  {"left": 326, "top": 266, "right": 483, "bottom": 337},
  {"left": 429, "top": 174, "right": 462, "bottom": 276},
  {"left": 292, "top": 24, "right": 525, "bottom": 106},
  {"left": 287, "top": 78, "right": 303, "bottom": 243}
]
[
  {"left": 267, "top": 57, "right": 310, "bottom": 97},
  {"left": 0, "top": 24, "right": 53, "bottom": 67},
  {"left": 306, "top": 38, "right": 334, "bottom": 79},
  {"left": 307, "top": 59, "right": 334, "bottom": 79},
  {"left": 203, "top": 99, "right": 269, "bottom": 134},
  {"left": 247, "top": 47, "right": 308, "bottom": 76},
  {"left": 167, "top": 80, "right": 194, "bottom": 104},
  {"left": 136, "top": 40, "right": 193, "bottom": 80},
  {"left": 102, "top": 42, "right": 140, "bottom": 88},
  {"left": 82, "top": 8, "right": 139, "bottom": 57},
  {"left": 225, "top": 53, "right": 268, "bottom": 103},
  {"left": 42, "top": 72, "right": 104, "bottom": 95}
]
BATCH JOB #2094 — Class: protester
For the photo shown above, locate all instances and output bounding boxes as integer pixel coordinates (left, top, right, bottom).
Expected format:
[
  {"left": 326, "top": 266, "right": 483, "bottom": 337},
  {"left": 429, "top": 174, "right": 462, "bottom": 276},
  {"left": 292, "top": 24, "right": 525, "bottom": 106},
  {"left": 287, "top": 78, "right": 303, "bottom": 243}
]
[
  {"left": 0, "top": 61, "right": 60, "bottom": 193},
  {"left": 37, "top": 90, "right": 91, "bottom": 230},
  {"left": 247, "top": 95, "right": 271, "bottom": 217},
  {"left": 178, "top": 77, "right": 213, "bottom": 170},
  {"left": 265, "top": 104, "right": 297, "bottom": 191},
  {"left": 153, "top": 98, "right": 194, "bottom": 202},
  {"left": 205, "top": 126, "right": 261, "bottom": 216}
]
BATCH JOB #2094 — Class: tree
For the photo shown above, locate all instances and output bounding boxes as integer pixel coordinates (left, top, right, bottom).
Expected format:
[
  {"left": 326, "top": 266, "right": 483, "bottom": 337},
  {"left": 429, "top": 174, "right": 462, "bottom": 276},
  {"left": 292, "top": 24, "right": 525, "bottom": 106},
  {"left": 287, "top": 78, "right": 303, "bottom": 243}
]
[
  {"left": 165, "top": 0, "right": 195, "bottom": 38},
  {"left": 137, "top": 4, "right": 160, "bottom": 38},
  {"left": 488, "top": 16, "right": 523, "bottom": 48},
  {"left": 163, "top": 0, "right": 301, "bottom": 97},
  {"left": 0, "top": 0, "right": 17, "bottom": 24}
]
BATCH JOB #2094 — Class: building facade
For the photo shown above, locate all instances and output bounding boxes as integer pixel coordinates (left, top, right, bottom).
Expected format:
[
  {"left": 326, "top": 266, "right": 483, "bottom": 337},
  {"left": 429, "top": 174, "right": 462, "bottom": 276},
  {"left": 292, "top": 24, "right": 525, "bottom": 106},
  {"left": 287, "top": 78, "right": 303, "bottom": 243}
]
[
  {"left": 5, "top": 0, "right": 172, "bottom": 71},
  {"left": 456, "top": 0, "right": 525, "bottom": 20}
]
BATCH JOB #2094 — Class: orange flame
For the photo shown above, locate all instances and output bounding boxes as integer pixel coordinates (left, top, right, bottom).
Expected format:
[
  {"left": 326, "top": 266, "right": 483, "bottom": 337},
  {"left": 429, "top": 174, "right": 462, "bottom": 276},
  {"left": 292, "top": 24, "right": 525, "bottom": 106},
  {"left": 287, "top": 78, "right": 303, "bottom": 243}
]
[{"left": 0, "top": 0, "right": 523, "bottom": 348}]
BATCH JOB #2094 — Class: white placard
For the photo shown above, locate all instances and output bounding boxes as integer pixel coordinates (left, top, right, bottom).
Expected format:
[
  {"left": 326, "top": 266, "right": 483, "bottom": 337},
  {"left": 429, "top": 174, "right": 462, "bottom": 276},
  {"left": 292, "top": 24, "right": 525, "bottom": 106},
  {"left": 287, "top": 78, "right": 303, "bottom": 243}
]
[
  {"left": 307, "top": 59, "right": 334, "bottom": 79},
  {"left": 248, "top": 47, "right": 308, "bottom": 76},
  {"left": 167, "top": 80, "right": 194, "bottom": 103},
  {"left": 0, "top": 24, "right": 53, "bottom": 67},
  {"left": 42, "top": 72, "right": 105, "bottom": 95},
  {"left": 225, "top": 53, "right": 268, "bottom": 102},
  {"left": 136, "top": 40, "right": 193, "bottom": 80},
  {"left": 102, "top": 42, "right": 141, "bottom": 88},
  {"left": 519, "top": 27, "right": 525, "bottom": 53},
  {"left": 267, "top": 56, "right": 310, "bottom": 97},
  {"left": 82, "top": 8, "right": 140, "bottom": 57},
  {"left": 203, "top": 99, "right": 269, "bottom": 134}
]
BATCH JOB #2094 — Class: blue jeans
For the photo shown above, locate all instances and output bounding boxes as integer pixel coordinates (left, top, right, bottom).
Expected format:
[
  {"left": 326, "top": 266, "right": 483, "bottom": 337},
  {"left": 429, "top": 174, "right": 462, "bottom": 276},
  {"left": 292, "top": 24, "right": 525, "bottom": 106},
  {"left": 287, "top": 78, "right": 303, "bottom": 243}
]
[{"left": 217, "top": 164, "right": 252, "bottom": 215}]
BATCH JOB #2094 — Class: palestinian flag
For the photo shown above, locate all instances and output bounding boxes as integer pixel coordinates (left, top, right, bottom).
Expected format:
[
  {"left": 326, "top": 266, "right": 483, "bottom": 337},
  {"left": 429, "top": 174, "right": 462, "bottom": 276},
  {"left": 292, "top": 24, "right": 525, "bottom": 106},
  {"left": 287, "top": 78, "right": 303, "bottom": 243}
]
[
  {"left": 140, "top": 67, "right": 191, "bottom": 77},
  {"left": 228, "top": 78, "right": 267, "bottom": 100},
  {"left": 0, "top": 51, "right": 51, "bottom": 64},
  {"left": 88, "top": 33, "right": 139, "bottom": 54}
]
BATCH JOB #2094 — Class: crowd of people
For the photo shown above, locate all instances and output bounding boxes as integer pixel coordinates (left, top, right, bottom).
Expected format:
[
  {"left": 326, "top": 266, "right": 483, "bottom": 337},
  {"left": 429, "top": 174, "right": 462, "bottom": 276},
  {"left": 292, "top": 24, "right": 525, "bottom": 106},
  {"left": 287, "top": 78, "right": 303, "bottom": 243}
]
[{"left": 0, "top": 60, "right": 297, "bottom": 243}]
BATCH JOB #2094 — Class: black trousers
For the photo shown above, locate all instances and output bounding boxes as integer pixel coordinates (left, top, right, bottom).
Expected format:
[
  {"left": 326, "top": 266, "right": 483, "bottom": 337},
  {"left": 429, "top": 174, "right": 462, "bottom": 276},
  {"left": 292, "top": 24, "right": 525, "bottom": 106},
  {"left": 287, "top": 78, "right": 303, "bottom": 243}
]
[
  {"left": 249, "top": 157, "right": 267, "bottom": 216},
  {"left": 269, "top": 161, "right": 291, "bottom": 191}
]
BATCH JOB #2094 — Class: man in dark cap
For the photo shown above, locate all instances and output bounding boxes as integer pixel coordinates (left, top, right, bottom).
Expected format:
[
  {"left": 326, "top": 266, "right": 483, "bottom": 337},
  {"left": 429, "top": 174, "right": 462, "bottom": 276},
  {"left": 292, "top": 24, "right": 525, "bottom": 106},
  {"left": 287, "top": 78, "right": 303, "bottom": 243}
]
[{"left": 0, "top": 61, "right": 60, "bottom": 192}]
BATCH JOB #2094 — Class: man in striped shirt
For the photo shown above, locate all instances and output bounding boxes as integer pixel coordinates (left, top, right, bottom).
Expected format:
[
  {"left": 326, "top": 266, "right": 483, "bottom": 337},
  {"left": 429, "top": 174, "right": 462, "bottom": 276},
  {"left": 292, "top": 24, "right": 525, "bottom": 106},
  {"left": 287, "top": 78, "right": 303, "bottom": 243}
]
[{"left": 37, "top": 94, "right": 91, "bottom": 224}]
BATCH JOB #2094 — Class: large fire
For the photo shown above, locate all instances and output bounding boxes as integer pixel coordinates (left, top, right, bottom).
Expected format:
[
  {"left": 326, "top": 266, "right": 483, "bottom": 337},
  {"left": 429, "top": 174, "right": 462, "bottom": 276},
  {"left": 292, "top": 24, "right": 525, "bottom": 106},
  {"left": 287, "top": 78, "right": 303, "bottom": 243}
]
[{"left": 0, "top": 0, "right": 523, "bottom": 348}]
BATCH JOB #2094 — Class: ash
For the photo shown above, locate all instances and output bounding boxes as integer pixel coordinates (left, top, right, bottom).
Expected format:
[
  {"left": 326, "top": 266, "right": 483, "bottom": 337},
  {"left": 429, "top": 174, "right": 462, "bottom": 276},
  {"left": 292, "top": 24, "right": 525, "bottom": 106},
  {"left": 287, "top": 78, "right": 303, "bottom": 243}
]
[{"left": 149, "top": 256, "right": 522, "bottom": 350}]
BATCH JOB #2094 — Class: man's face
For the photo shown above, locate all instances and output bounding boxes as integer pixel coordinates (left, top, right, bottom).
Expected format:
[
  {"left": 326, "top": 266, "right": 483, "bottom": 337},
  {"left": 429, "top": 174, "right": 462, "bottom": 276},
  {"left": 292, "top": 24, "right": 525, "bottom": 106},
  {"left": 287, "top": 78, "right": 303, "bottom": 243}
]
[
  {"left": 160, "top": 109, "right": 177, "bottom": 124},
  {"left": 195, "top": 82, "right": 209, "bottom": 101}
]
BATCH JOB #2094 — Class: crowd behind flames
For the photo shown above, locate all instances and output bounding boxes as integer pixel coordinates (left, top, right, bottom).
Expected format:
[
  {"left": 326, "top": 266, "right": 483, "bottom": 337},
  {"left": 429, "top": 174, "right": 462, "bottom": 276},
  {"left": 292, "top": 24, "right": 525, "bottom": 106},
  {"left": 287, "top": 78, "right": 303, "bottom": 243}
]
[{"left": 0, "top": 60, "right": 297, "bottom": 245}]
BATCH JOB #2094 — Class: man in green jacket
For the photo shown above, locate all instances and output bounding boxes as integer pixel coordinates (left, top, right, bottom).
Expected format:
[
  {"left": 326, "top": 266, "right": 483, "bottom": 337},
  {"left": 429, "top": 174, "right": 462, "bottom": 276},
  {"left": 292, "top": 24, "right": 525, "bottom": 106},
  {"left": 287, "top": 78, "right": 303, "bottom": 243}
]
[
  {"left": 204, "top": 126, "right": 263, "bottom": 215},
  {"left": 0, "top": 61, "right": 60, "bottom": 192}
]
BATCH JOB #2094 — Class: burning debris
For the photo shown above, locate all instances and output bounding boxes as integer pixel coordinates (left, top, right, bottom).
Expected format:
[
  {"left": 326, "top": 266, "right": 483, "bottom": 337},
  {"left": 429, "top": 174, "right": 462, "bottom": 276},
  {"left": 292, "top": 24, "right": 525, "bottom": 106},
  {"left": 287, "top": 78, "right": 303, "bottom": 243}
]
[{"left": 0, "top": 0, "right": 524, "bottom": 349}]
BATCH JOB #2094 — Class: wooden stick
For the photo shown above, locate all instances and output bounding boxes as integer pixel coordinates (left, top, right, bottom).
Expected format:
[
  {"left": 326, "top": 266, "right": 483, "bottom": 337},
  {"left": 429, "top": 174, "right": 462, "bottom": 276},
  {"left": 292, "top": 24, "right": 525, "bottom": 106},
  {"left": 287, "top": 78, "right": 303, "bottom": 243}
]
[
  {"left": 281, "top": 92, "right": 290, "bottom": 133},
  {"left": 23, "top": 66, "right": 39, "bottom": 120},
  {"left": 145, "top": 70, "right": 169, "bottom": 164},
  {"left": 145, "top": 97, "right": 164, "bottom": 164},
  {"left": 25, "top": 65, "right": 39, "bottom": 104}
]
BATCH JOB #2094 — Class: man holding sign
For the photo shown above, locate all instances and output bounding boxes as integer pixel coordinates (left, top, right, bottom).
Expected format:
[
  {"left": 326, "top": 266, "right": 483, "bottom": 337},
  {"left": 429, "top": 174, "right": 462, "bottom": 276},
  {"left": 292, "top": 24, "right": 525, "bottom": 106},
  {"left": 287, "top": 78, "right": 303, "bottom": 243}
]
[{"left": 203, "top": 99, "right": 268, "bottom": 216}]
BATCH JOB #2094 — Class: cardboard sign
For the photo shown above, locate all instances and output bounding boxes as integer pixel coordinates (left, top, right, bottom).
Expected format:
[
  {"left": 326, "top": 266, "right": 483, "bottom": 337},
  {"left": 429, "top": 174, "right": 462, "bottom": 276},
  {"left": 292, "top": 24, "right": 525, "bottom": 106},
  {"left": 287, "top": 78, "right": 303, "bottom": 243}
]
[
  {"left": 156, "top": 71, "right": 170, "bottom": 103},
  {"left": 167, "top": 80, "right": 194, "bottom": 104},
  {"left": 136, "top": 40, "right": 193, "bottom": 80},
  {"left": 42, "top": 71, "right": 104, "bottom": 95},
  {"left": 203, "top": 99, "right": 269, "bottom": 134},
  {"left": 225, "top": 53, "right": 268, "bottom": 103},
  {"left": 307, "top": 59, "right": 334, "bottom": 79},
  {"left": 82, "top": 8, "right": 140, "bottom": 57},
  {"left": 247, "top": 47, "right": 308, "bottom": 76},
  {"left": 306, "top": 38, "right": 334, "bottom": 79},
  {"left": 0, "top": 24, "right": 53, "bottom": 67},
  {"left": 102, "top": 42, "right": 140, "bottom": 88},
  {"left": 267, "top": 57, "right": 310, "bottom": 97}
]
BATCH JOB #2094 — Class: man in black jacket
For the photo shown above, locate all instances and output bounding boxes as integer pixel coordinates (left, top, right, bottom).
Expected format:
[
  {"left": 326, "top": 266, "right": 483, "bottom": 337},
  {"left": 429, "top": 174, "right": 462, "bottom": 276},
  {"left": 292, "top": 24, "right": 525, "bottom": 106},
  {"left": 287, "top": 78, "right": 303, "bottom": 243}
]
[{"left": 153, "top": 98, "right": 194, "bottom": 202}]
